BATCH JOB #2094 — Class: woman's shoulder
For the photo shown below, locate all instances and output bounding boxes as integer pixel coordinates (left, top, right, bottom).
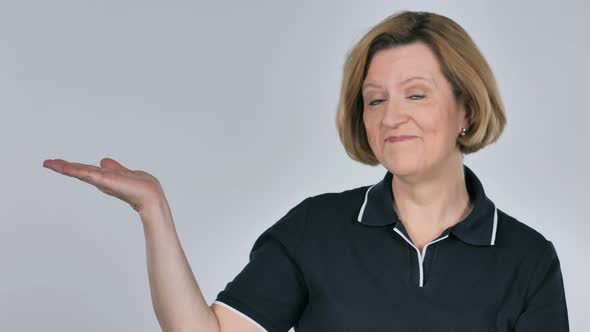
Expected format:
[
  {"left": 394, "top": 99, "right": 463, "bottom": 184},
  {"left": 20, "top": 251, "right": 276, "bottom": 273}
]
[
  {"left": 310, "top": 184, "right": 369, "bottom": 202},
  {"left": 253, "top": 187, "right": 366, "bottom": 242},
  {"left": 495, "top": 207, "right": 558, "bottom": 259},
  {"left": 306, "top": 184, "right": 371, "bottom": 219}
]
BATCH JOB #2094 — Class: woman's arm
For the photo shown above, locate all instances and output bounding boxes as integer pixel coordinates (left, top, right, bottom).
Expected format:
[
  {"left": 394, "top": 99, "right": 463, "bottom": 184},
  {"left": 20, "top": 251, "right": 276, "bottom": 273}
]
[
  {"left": 142, "top": 198, "right": 263, "bottom": 332},
  {"left": 42, "top": 158, "right": 260, "bottom": 332},
  {"left": 514, "top": 240, "right": 569, "bottom": 331},
  {"left": 141, "top": 198, "right": 221, "bottom": 332}
]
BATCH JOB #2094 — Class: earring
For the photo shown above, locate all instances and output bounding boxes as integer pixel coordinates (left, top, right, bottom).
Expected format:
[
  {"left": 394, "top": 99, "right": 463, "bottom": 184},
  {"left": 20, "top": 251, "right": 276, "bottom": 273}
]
[{"left": 460, "top": 128, "right": 467, "bottom": 136}]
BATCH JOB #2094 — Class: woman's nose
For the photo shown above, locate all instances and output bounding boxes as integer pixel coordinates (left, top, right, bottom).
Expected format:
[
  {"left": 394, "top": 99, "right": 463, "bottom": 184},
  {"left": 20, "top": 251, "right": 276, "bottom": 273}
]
[{"left": 382, "top": 99, "right": 409, "bottom": 128}]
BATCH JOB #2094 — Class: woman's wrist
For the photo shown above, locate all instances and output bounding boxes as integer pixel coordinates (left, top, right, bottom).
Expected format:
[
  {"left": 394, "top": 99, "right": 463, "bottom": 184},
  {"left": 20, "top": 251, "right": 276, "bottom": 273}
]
[{"left": 139, "top": 195, "right": 175, "bottom": 229}]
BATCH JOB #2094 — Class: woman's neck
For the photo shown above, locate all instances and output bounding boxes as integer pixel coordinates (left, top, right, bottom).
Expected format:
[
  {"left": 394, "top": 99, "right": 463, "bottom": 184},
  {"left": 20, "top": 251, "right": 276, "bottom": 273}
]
[{"left": 391, "top": 154, "right": 472, "bottom": 233}]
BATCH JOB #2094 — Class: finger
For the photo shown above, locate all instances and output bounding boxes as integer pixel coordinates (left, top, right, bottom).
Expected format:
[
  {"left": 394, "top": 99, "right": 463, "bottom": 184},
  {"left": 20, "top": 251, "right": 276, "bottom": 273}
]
[
  {"left": 62, "top": 163, "right": 108, "bottom": 185},
  {"left": 45, "top": 159, "right": 99, "bottom": 175},
  {"left": 46, "top": 159, "right": 114, "bottom": 186},
  {"left": 100, "top": 158, "right": 130, "bottom": 172},
  {"left": 43, "top": 159, "right": 75, "bottom": 173}
]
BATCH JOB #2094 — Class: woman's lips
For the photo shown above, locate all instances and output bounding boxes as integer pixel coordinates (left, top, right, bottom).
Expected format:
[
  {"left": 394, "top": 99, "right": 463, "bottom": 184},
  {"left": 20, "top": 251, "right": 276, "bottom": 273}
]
[{"left": 386, "top": 135, "right": 417, "bottom": 143}]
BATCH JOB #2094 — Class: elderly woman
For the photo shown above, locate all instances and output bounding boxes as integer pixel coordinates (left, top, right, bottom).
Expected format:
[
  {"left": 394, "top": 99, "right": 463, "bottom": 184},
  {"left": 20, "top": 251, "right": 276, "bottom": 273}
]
[{"left": 43, "top": 10, "right": 568, "bottom": 332}]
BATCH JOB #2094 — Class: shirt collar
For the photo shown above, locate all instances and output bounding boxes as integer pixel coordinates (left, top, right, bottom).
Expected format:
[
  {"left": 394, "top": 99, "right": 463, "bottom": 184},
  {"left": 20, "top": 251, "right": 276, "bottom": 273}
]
[{"left": 356, "top": 164, "right": 498, "bottom": 246}]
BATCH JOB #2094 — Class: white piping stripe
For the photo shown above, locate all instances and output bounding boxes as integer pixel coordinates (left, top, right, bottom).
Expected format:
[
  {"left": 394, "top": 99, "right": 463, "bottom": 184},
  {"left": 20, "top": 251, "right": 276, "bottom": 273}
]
[
  {"left": 212, "top": 300, "right": 268, "bottom": 332},
  {"left": 357, "top": 183, "right": 377, "bottom": 222},
  {"left": 393, "top": 228, "right": 449, "bottom": 287},
  {"left": 490, "top": 207, "right": 498, "bottom": 245}
]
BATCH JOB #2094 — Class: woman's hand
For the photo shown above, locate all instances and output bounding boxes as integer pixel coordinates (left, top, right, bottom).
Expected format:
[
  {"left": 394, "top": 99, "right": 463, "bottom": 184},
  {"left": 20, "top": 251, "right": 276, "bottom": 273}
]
[{"left": 42, "top": 157, "right": 165, "bottom": 216}]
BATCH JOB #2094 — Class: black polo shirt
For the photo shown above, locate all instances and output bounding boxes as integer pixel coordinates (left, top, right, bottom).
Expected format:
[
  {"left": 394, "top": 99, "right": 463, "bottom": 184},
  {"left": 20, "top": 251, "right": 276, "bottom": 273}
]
[{"left": 214, "top": 164, "right": 569, "bottom": 331}]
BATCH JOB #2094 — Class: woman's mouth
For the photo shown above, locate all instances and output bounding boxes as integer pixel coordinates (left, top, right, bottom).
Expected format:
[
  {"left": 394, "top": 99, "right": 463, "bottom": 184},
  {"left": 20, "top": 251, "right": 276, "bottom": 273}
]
[{"left": 386, "top": 135, "right": 417, "bottom": 143}]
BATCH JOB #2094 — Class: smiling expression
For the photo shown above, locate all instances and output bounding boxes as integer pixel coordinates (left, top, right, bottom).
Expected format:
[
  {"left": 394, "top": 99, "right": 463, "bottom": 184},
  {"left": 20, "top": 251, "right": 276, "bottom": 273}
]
[{"left": 362, "top": 41, "right": 470, "bottom": 178}]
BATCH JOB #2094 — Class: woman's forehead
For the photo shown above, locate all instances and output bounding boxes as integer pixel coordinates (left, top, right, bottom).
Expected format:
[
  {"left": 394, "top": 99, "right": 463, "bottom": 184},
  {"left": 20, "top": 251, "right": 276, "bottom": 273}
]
[
  {"left": 366, "top": 48, "right": 442, "bottom": 84},
  {"left": 363, "top": 68, "right": 439, "bottom": 90}
]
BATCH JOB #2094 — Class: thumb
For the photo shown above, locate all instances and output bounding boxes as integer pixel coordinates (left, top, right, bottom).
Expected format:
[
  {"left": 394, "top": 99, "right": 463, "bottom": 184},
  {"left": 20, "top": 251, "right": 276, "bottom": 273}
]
[{"left": 100, "top": 157, "right": 130, "bottom": 172}]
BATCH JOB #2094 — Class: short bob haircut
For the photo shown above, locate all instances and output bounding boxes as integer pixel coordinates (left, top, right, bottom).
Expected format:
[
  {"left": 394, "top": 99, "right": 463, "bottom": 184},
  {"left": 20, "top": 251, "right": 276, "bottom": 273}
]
[{"left": 336, "top": 10, "right": 507, "bottom": 165}]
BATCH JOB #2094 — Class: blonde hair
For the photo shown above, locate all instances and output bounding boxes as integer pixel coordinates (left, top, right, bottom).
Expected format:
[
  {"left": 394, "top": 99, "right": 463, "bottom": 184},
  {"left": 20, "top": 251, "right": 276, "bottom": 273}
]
[{"left": 336, "top": 11, "right": 507, "bottom": 165}]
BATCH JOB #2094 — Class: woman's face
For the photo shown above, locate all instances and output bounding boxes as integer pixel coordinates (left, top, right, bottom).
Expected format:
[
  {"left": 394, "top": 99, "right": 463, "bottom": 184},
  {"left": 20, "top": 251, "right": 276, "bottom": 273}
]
[{"left": 362, "top": 41, "right": 469, "bottom": 179}]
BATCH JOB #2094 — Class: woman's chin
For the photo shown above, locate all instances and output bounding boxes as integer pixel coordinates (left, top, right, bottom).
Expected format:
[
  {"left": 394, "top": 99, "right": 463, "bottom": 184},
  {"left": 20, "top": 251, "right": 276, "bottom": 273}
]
[{"left": 383, "top": 160, "right": 420, "bottom": 176}]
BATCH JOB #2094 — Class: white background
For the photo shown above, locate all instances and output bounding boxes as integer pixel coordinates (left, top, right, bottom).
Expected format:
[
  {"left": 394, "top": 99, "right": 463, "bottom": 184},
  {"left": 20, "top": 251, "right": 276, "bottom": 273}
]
[{"left": 2, "top": 0, "right": 588, "bottom": 331}]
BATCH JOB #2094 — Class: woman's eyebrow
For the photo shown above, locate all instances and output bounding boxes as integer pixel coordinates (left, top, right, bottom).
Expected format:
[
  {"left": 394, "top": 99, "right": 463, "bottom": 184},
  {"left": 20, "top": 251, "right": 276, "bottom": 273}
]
[
  {"left": 400, "top": 76, "right": 435, "bottom": 86},
  {"left": 362, "top": 82, "right": 385, "bottom": 91},
  {"left": 362, "top": 76, "right": 435, "bottom": 91}
]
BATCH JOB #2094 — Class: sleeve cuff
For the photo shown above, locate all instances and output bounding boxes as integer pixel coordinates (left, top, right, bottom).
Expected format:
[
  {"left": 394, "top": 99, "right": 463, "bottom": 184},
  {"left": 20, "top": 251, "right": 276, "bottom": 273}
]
[{"left": 213, "top": 294, "right": 275, "bottom": 332}]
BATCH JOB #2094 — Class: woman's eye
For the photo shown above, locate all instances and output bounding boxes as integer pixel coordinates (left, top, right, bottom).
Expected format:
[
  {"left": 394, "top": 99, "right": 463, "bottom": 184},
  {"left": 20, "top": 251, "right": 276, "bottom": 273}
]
[
  {"left": 368, "top": 95, "right": 424, "bottom": 106},
  {"left": 369, "top": 99, "right": 384, "bottom": 106}
]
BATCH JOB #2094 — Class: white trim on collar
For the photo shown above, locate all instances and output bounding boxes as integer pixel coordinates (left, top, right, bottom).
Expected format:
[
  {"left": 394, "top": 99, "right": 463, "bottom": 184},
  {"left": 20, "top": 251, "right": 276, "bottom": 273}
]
[
  {"left": 490, "top": 207, "right": 498, "bottom": 245},
  {"left": 357, "top": 183, "right": 377, "bottom": 223}
]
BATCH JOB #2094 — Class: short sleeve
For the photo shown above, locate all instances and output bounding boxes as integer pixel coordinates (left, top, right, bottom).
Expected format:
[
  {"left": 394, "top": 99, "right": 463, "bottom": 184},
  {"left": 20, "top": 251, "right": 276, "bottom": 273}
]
[
  {"left": 214, "top": 196, "right": 311, "bottom": 332},
  {"left": 514, "top": 240, "right": 569, "bottom": 331}
]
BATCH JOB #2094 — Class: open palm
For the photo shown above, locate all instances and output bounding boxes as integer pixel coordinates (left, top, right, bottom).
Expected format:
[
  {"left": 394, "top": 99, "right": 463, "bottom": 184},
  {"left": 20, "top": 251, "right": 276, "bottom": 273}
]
[{"left": 42, "top": 157, "right": 165, "bottom": 215}]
